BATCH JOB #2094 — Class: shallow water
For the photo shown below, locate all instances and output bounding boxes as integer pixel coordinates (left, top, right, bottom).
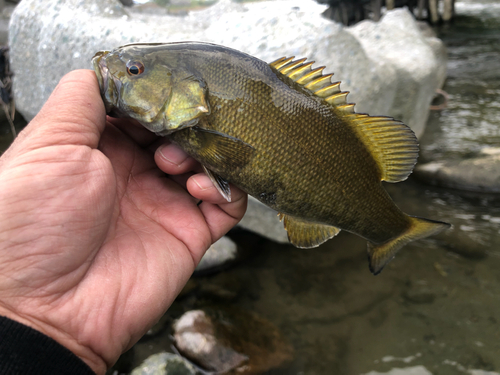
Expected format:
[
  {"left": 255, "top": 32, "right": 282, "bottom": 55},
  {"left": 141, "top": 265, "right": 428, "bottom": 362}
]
[{"left": 419, "top": 0, "right": 500, "bottom": 162}]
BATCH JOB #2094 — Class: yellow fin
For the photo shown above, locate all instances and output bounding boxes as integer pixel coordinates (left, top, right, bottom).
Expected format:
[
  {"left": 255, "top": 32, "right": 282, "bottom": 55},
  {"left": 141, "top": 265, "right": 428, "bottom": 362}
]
[
  {"left": 288, "top": 61, "right": 315, "bottom": 81},
  {"left": 269, "top": 56, "right": 350, "bottom": 107},
  {"left": 280, "top": 58, "right": 307, "bottom": 75},
  {"left": 368, "top": 216, "right": 451, "bottom": 275},
  {"left": 315, "top": 82, "right": 341, "bottom": 98},
  {"left": 279, "top": 214, "right": 340, "bottom": 248},
  {"left": 336, "top": 103, "right": 355, "bottom": 114},
  {"left": 349, "top": 115, "right": 419, "bottom": 182},
  {"left": 325, "top": 91, "right": 348, "bottom": 105},
  {"left": 296, "top": 66, "right": 324, "bottom": 85},
  {"left": 269, "top": 56, "right": 295, "bottom": 70},
  {"left": 269, "top": 56, "right": 419, "bottom": 182}
]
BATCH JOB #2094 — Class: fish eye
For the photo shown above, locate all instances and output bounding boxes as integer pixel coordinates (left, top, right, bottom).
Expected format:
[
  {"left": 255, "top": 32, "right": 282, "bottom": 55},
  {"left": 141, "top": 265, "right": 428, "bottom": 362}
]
[{"left": 126, "top": 61, "right": 145, "bottom": 76}]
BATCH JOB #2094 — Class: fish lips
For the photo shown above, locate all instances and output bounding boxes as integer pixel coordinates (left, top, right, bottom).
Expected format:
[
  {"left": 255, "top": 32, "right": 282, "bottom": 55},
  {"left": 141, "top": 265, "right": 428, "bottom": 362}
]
[
  {"left": 92, "top": 51, "right": 109, "bottom": 95},
  {"left": 92, "top": 50, "right": 122, "bottom": 115}
]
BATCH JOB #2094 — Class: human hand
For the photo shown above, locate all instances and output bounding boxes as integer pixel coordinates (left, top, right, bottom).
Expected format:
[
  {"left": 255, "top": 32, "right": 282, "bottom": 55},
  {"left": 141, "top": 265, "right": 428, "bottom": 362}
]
[{"left": 0, "top": 70, "right": 247, "bottom": 374}]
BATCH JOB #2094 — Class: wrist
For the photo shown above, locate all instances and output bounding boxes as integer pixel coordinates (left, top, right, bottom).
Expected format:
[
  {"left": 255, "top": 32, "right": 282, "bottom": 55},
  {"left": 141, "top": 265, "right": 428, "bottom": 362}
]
[{"left": 0, "top": 304, "right": 106, "bottom": 374}]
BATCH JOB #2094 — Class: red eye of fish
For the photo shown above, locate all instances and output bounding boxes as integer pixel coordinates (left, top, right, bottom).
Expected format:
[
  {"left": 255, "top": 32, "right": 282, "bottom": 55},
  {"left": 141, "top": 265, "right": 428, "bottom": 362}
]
[{"left": 126, "top": 61, "right": 145, "bottom": 76}]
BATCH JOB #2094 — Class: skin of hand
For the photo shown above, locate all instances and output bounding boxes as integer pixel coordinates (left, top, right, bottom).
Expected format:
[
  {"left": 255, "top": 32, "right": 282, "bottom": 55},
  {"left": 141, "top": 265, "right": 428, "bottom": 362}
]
[{"left": 0, "top": 69, "right": 247, "bottom": 374}]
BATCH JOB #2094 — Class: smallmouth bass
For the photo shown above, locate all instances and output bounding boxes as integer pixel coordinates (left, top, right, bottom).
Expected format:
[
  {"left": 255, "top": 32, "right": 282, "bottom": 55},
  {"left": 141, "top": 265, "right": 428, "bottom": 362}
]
[{"left": 92, "top": 42, "right": 450, "bottom": 274}]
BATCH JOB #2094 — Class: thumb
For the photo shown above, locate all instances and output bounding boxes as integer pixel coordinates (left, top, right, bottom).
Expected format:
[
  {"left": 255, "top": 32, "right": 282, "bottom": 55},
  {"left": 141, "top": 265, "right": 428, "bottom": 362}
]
[{"left": 17, "top": 69, "right": 107, "bottom": 151}]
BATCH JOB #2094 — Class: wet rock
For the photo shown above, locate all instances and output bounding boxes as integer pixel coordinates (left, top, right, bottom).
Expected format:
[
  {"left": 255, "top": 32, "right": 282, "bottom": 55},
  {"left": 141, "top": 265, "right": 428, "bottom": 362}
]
[
  {"left": 402, "top": 290, "right": 436, "bottom": 304},
  {"left": 437, "top": 227, "right": 488, "bottom": 260},
  {"left": 364, "top": 366, "right": 433, "bottom": 375},
  {"left": 415, "top": 149, "right": 500, "bottom": 193},
  {"left": 130, "top": 352, "right": 198, "bottom": 375},
  {"left": 173, "top": 307, "right": 293, "bottom": 374},
  {"left": 195, "top": 236, "right": 239, "bottom": 274},
  {"left": 198, "top": 273, "right": 243, "bottom": 302},
  {"left": 10, "top": 0, "right": 445, "bottom": 141}
]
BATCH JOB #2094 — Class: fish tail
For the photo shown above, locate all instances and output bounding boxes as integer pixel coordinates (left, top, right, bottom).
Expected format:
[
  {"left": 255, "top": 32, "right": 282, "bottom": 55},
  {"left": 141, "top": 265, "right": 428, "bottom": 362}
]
[{"left": 368, "top": 216, "right": 450, "bottom": 275}]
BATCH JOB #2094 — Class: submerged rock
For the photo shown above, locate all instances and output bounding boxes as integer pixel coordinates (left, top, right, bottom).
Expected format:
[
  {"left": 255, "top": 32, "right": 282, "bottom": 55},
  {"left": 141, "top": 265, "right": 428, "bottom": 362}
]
[
  {"left": 415, "top": 148, "right": 500, "bottom": 193},
  {"left": 195, "top": 236, "right": 239, "bottom": 274},
  {"left": 130, "top": 352, "right": 198, "bottom": 375},
  {"left": 173, "top": 307, "right": 293, "bottom": 374}
]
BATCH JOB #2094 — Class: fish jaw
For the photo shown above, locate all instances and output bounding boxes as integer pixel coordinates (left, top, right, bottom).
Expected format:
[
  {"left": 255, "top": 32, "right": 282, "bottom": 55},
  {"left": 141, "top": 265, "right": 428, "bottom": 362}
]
[{"left": 92, "top": 50, "right": 119, "bottom": 115}]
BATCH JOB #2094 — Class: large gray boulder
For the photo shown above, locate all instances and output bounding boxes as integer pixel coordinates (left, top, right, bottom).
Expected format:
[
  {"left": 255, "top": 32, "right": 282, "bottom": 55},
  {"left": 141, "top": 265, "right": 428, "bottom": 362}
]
[{"left": 9, "top": 0, "right": 447, "bottom": 243}]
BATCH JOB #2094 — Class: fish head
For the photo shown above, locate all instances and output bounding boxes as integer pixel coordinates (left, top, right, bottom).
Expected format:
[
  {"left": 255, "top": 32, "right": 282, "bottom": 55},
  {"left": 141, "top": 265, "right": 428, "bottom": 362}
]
[{"left": 92, "top": 44, "right": 210, "bottom": 135}]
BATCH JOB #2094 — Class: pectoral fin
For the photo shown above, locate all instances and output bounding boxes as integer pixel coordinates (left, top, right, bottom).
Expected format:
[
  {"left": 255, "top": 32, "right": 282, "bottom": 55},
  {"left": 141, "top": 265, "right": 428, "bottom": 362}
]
[
  {"left": 202, "top": 165, "right": 232, "bottom": 202},
  {"left": 189, "top": 127, "right": 255, "bottom": 171},
  {"left": 279, "top": 214, "right": 341, "bottom": 248}
]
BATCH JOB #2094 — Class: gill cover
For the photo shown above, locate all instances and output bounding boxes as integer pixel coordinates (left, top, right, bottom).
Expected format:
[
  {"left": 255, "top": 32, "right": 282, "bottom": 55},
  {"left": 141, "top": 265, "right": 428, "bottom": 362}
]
[{"left": 164, "top": 73, "right": 210, "bottom": 133}]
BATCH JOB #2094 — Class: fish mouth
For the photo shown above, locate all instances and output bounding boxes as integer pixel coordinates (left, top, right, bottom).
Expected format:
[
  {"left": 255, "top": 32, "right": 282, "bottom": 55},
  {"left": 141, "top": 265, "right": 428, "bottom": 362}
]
[{"left": 92, "top": 51, "right": 113, "bottom": 111}]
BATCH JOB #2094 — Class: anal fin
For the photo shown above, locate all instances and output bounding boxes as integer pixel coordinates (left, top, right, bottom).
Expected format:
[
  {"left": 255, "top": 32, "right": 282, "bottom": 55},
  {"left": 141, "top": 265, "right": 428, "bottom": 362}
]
[{"left": 279, "top": 214, "right": 340, "bottom": 248}]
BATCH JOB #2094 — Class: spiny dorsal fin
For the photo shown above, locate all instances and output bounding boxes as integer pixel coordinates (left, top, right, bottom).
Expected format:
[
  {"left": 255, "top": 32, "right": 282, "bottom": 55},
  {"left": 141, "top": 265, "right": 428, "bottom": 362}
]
[
  {"left": 269, "top": 56, "right": 419, "bottom": 183},
  {"left": 269, "top": 56, "right": 350, "bottom": 113}
]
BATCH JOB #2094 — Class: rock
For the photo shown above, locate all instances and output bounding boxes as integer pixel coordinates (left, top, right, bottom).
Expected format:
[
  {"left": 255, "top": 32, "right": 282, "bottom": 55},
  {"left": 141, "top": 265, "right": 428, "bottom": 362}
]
[
  {"left": 9, "top": 0, "right": 446, "bottom": 243},
  {"left": 345, "top": 12, "right": 447, "bottom": 138},
  {"left": 415, "top": 149, "right": 500, "bottom": 193},
  {"left": 130, "top": 352, "right": 198, "bottom": 375},
  {"left": 173, "top": 310, "right": 248, "bottom": 373},
  {"left": 195, "top": 236, "right": 239, "bottom": 274},
  {"left": 173, "top": 307, "right": 293, "bottom": 374},
  {"left": 237, "top": 197, "right": 288, "bottom": 244},
  {"left": 363, "top": 366, "right": 433, "bottom": 375}
]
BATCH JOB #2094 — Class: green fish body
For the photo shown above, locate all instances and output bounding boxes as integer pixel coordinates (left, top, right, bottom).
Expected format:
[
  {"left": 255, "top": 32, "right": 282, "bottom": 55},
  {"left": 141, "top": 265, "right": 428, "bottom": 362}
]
[{"left": 93, "top": 42, "right": 450, "bottom": 274}]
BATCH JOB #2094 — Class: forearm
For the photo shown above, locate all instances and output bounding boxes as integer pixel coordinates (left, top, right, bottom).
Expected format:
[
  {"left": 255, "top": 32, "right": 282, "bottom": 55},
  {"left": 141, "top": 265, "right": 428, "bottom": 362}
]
[{"left": 0, "top": 315, "right": 96, "bottom": 375}]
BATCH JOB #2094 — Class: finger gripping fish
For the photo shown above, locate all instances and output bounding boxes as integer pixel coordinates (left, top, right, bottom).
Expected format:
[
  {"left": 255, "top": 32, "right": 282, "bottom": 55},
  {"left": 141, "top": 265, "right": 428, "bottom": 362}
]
[{"left": 92, "top": 42, "right": 450, "bottom": 274}]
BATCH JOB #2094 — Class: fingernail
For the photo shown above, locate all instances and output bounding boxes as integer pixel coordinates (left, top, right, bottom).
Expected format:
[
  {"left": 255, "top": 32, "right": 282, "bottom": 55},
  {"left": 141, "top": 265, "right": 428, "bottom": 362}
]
[
  {"left": 193, "top": 175, "right": 214, "bottom": 191},
  {"left": 158, "top": 144, "right": 187, "bottom": 167}
]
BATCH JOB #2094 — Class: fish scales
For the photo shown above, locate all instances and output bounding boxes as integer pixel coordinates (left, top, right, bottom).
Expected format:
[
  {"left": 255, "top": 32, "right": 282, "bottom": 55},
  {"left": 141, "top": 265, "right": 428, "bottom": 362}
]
[
  {"left": 93, "top": 42, "right": 450, "bottom": 274},
  {"left": 174, "top": 55, "right": 406, "bottom": 241}
]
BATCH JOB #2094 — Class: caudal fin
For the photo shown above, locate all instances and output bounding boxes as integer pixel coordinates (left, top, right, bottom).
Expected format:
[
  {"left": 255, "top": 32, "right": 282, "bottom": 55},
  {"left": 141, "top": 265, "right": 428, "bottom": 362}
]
[{"left": 368, "top": 216, "right": 450, "bottom": 275}]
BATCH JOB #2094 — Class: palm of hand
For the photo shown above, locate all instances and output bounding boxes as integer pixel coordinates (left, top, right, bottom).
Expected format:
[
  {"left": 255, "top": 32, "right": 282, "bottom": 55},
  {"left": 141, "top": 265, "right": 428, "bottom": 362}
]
[{"left": 0, "top": 70, "right": 246, "bottom": 373}]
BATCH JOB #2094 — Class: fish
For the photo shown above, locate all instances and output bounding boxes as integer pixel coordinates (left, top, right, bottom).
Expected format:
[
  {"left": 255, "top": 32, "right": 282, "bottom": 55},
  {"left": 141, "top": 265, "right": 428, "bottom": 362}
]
[{"left": 92, "top": 42, "right": 450, "bottom": 274}]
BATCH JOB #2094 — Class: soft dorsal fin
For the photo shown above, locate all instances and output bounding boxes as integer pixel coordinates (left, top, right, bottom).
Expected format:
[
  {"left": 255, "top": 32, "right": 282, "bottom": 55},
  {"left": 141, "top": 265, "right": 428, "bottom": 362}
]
[
  {"left": 269, "top": 56, "right": 419, "bottom": 183},
  {"left": 347, "top": 114, "right": 419, "bottom": 182}
]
